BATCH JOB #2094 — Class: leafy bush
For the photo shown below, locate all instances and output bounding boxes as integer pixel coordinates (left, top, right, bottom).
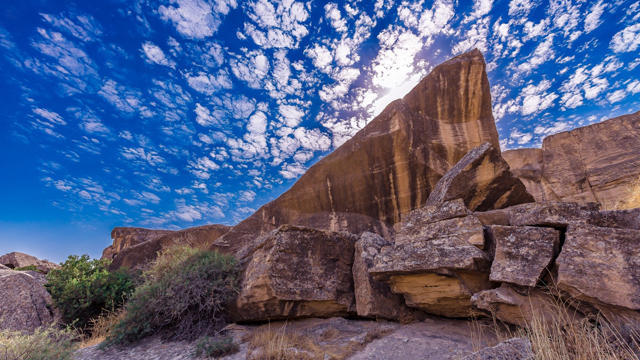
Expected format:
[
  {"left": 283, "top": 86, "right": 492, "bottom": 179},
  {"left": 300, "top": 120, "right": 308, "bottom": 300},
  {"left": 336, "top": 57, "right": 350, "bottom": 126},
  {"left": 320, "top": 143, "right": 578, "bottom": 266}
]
[
  {"left": 106, "top": 246, "right": 239, "bottom": 344},
  {"left": 45, "top": 255, "right": 134, "bottom": 332},
  {"left": 0, "top": 325, "right": 77, "bottom": 360},
  {"left": 194, "top": 335, "right": 238, "bottom": 358}
]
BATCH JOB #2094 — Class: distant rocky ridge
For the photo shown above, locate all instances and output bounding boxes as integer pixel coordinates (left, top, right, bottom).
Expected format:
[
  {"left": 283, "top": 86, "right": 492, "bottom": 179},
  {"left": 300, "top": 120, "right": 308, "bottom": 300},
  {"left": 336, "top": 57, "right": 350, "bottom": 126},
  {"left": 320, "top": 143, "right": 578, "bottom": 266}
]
[{"left": 0, "top": 251, "right": 59, "bottom": 273}]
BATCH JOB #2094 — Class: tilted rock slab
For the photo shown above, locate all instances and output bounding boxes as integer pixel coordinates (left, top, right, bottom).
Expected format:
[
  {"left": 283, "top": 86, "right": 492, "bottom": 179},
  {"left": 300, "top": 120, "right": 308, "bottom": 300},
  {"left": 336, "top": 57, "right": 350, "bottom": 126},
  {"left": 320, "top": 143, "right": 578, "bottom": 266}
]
[
  {"left": 471, "top": 285, "right": 561, "bottom": 327},
  {"left": 487, "top": 225, "right": 560, "bottom": 287},
  {"left": 108, "top": 224, "right": 230, "bottom": 270},
  {"left": 556, "top": 224, "right": 640, "bottom": 310},
  {"left": 102, "top": 227, "right": 174, "bottom": 260},
  {"left": 371, "top": 211, "right": 491, "bottom": 317},
  {"left": 0, "top": 252, "right": 59, "bottom": 273},
  {"left": 234, "top": 226, "right": 356, "bottom": 322},
  {"left": 504, "top": 111, "right": 640, "bottom": 210},
  {"left": 425, "top": 143, "right": 534, "bottom": 211},
  {"left": 353, "top": 232, "right": 418, "bottom": 321},
  {"left": 0, "top": 269, "right": 57, "bottom": 332},
  {"left": 211, "top": 49, "right": 501, "bottom": 257}
]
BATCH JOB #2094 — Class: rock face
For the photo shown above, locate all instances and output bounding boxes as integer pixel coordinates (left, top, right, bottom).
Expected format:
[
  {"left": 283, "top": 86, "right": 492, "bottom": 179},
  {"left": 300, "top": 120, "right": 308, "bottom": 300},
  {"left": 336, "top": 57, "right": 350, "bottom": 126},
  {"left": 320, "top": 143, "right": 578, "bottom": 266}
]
[
  {"left": 0, "top": 269, "right": 57, "bottom": 332},
  {"left": 487, "top": 226, "right": 559, "bottom": 287},
  {"left": 234, "top": 226, "right": 356, "bottom": 321},
  {"left": 471, "top": 285, "right": 558, "bottom": 327},
  {"left": 102, "top": 227, "right": 174, "bottom": 260},
  {"left": 556, "top": 224, "right": 640, "bottom": 310},
  {"left": 0, "top": 252, "right": 59, "bottom": 273},
  {"left": 371, "top": 202, "right": 492, "bottom": 317},
  {"left": 211, "top": 49, "right": 500, "bottom": 257},
  {"left": 425, "top": 143, "right": 534, "bottom": 211},
  {"left": 108, "top": 224, "right": 230, "bottom": 270},
  {"left": 504, "top": 111, "right": 640, "bottom": 210},
  {"left": 352, "top": 232, "right": 417, "bottom": 321}
]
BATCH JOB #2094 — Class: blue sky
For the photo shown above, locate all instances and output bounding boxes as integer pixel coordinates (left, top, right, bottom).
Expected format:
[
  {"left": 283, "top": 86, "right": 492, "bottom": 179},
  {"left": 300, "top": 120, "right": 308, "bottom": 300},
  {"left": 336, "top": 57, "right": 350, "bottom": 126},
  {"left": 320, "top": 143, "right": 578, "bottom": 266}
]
[{"left": 0, "top": 0, "right": 639, "bottom": 263}]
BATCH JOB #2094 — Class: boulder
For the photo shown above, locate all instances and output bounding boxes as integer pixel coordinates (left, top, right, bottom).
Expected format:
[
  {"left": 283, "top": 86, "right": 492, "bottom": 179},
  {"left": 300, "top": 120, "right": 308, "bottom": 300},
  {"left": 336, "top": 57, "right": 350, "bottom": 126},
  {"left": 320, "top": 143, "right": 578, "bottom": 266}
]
[
  {"left": 462, "top": 337, "right": 533, "bottom": 360},
  {"left": 352, "top": 232, "right": 418, "bottom": 321},
  {"left": 556, "top": 224, "right": 640, "bottom": 310},
  {"left": 471, "top": 285, "right": 560, "bottom": 326},
  {"left": 371, "top": 212, "right": 491, "bottom": 317},
  {"left": 0, "top": 252, "right": 59, "bottom": 273},
  {"left": 487, "top": 226, "right": 560, "bottom": 287},
  {"left": 0, "top": 269, "right": 57, "bottom": 332},
  {"left": 504, "top": 111, "right": 640, "bottom": 210},
  {"left": 234, "top": 226, "right": 356, "bottom": 322},
  {"left": 425, "top": 143, "right": 534, "bottom": 211},
  {"left": 211, "top": 49, "right": 501, "bottom": 257},
  {"left": 102, "top": 227, "right": 174, "bottom": 260},
  {"left": 109, "top": 224, "right": 230, "bottom": 270}
]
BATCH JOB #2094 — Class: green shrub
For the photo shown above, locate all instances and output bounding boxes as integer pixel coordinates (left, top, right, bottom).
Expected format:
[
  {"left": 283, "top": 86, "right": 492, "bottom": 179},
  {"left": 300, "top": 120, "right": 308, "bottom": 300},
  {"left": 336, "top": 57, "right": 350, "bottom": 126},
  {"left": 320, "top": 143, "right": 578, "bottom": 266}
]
[
  {"left": 106, "top": 246, "right": 239, "bottom": 344},
  {"left": 45, "top": 255, "right": 134, "bottom": 332},
  {"left": 15, "top": 265, "right": 39, "bottom": 272},
  {"left": 0, "top": 325, "right": 77, "bottom": 360},
  {"left": 194, "top": 335, "right": 238, "bottom": 358}
]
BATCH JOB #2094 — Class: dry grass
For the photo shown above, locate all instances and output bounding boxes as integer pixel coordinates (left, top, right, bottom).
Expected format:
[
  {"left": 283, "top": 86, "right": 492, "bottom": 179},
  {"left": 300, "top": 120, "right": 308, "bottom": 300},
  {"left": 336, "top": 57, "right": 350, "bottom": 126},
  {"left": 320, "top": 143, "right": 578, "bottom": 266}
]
[
  {"left": 76, "top": 308, "right": 126, "bottom": 349},
  {"left": 0, "top": 325, "right": 77, "bottom": 360},
  {"left": 246, "top": 324, "right": 322, "bottom": 360},
  {"left": 472, "top": 290, "right": 640, "bottom": 359}
]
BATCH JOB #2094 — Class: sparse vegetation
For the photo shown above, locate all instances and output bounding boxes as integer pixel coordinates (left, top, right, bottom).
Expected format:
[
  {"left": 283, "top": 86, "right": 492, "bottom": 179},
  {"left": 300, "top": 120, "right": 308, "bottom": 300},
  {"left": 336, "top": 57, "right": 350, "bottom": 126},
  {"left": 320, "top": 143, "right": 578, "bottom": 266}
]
[
  {"left": 15, "top": 265, "right": 39, "bottom": 272},
  {"left": 194, "top": 335, "right": 238, "bottom": 358},
  {"left": 0, "top": 325, "right": 77, "bottom": 360},
  {"left": 45, "top": 255, "right": 134, "bottom": 333},
  {"left": 77, "top": 307, "right": 126, "bottom": 349},
  {"left": 106, "top": 246, "right": 240, "bottom": 345}
]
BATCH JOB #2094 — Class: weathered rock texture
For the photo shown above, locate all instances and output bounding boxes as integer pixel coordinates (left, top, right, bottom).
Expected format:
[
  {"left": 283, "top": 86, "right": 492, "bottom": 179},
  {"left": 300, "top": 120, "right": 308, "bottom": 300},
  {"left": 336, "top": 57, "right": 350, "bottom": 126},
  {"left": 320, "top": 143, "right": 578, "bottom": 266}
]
[
  {"left": 504, "top": 111, "right": 640, "bottom": 210},
  {"left": 463, "top": 337, "right": 533, "bottom": 360},
  {"left": 234, "top": 226, "right": 356, "bottom": 321},
  {"left": 102, "top": 227, "right": 174, "bottom": 260},
  {"left": 352, "top": 232, "right": 417, "bottom": 321},
  {"left": 487, "top": 225, "right": 559, "bottom": 287},
  {"left": 108, "top": 224, "right": 229, "bottom": 270},
  {"left": 0, "top": 252, "right": 59, "bottom": 273},
  {"left": 426, "top": 143, "right": 534, "bottom": 211},
  {"left": 371, "top": 204, "right": 491, "bottom": 317},
  {"left": 556, "top": 224, "right": 640, "bottom": 310},
  {"left": 471, "top": 285, "right": 559, "bottom": 326},
  {"left": 0, "top": 269, "right": 57, "bottom": 332},
  {"left": 211, "top": 49, "right": 500, "bottom": 257}
]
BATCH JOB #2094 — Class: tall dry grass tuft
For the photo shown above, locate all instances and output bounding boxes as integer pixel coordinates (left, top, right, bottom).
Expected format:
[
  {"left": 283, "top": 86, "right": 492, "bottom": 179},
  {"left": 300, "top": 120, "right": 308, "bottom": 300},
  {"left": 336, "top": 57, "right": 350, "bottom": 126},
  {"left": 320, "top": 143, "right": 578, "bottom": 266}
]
[
  {"left": 0, "top": 325, "right": 78, "bottom": 360},
  {"left": 246, "top": 324, "right": 326, "bottom": 360},
  {"left": 77, "top": 307, "right": 126, "bottom": 349}
]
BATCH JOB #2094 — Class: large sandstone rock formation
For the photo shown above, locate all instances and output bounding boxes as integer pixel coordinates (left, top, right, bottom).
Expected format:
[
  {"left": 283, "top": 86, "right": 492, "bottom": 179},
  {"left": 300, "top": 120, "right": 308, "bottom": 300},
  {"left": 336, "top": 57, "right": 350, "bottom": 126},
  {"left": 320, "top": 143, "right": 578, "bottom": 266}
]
[
  {"left": 211, "top": 49, "right": 500, "bottom": 257},
  {"left": 0, "top": 269, "right": 57, "bottom": 332},
  {"left": 504, "top": 111, "right": 640, "bottom": 210},
  {"left": 109, "top": 224, "right": 230, "bottom": 270},
  {"left": 0, "top": 252, "right": 59, "bottom": 273},
  {"left": 234, "top": 226, "right": 356, "bottom": 322}
]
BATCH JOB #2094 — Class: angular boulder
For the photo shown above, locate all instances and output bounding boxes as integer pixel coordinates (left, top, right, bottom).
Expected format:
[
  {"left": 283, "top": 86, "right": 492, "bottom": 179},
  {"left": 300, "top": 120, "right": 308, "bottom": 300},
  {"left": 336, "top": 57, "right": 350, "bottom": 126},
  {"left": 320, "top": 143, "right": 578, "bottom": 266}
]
[
  {"left": 0, "top": 269, "right": 57, "bottom": 332},
  {"left": 425, "top": 143, "right": 534, "bottom": 211},
  {"left": 212, "top": 49, "right": 501, "bottom": 257},
  {"left": 0, "top": 252, "right": 59, "bottom": 273},
  {"left": 353, "top": 232, "right": 417, "bottom": 321},
  {"left": 504, "top": 111, "right": 640, "bottom": 210},
  {"left": 471, "top": 285, "right": 560, "bottom": 326},
  {"left": 556, "top": 224, "right": 640, "bottom": 310},
  {"left": 487, "top": 226, "right": 560, "bottom": 287},
  {"left": 234, "top": 226, "right": 356, "bottom": 321},
  {"left": 109, "top": 224, "right": 230, "bottom": 270},
  {"left": 371, "top": 210, "right": 491, "bottom": 317}
]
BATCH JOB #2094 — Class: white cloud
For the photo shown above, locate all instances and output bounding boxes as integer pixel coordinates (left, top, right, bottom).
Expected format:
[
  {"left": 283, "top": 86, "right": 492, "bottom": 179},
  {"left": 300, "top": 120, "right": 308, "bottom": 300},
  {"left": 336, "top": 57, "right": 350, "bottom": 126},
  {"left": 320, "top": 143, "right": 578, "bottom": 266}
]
[
  {"left": 159, "top": 0, "right": 237, "bottom": 39},
  {"left": 141, "top": 41, "right": 174, "bottom": 67},
  {"left": 238, "top": 190, "right": 256, "bottom": 202},
  {"left": 371, "top": 27, "right": 422, "bottom": 89},
  {"left": 508, "top": 0, "right": 535, "bottom": 17},
  {"left": 98, "top": 79, "right": 143, "bottom": 114},
  {"left": 519, "top": 80, "right": 558, "bottom": 115},
  {"left": 189, "top": 156, "right": 220, "bottom": 179},
  {"left": 324, "top": 3, "right": 347, "bottom": 33},
  {"left": 279, "top": 104, "right": 305, "bottom": 127},
  {"left": 627, "top": 80, "right": 640, "bottom": 94},
  {"left": 185, "top": 71, "right": 233, "bottom": 94},
  {"left": 194, "top": 103, "right": 224, "bottom": 127},
  {"left": 610, "top": 24, "right": 640, "bottom": 53},
  {"left": 40, "top": 13, "right": 103, "bottom": 42},
  {"left": 33, "top": 108, "right": 66, "bottom": 125},
  {"left": 244, "top": 0, "right": 309, "bottom": 48},
  {"left": 607, "top": 89, "right": 626, "bottom": 103},
  {"left": 584, "top": 1, "right": 605, "bottom": 33},
  {"left": 517, "top": 34, "right": 554, "bottom": 73},
  {"left": 121, "top": 147, "right": 166, "bottom": 166}
]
